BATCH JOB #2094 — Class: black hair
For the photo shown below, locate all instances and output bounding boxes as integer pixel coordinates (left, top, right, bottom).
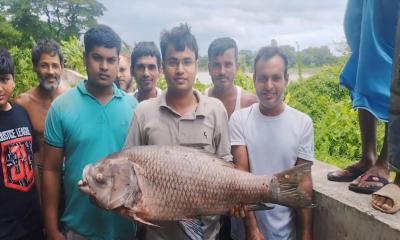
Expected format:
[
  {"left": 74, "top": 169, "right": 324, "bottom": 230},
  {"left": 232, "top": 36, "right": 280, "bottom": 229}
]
[
  {"left": 254, "top": 46, "right": 288, "bottom": 76},
  {"left": 84, "top": 24, "right": 121, "bottom": 55},
  {"left": 0, "top": 47, "right": 15, "bottom": 77},
  {"left": 31, "top": 39, "right": 64, "bottom": 67},
  {"left": 208, "top": 37, "right": 238, "bottom": 61},
  {"left": 131, "top": 41, "right": 161, "bottom": 70},
  {"left": 160, "top": 23, "right": 198, "bottom": 60}
]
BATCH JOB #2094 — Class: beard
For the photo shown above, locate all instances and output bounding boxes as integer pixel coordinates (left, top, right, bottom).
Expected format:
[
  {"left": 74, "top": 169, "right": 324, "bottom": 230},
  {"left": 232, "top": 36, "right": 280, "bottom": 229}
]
[{"left": 39, "top": 76, "right": 61, "bottom": 92}]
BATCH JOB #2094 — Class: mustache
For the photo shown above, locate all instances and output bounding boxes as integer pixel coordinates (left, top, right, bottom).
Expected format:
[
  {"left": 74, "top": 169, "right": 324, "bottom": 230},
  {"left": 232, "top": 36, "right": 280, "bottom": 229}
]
[{"left": 38, "top": 76, "right": 60, "bottom": 82}]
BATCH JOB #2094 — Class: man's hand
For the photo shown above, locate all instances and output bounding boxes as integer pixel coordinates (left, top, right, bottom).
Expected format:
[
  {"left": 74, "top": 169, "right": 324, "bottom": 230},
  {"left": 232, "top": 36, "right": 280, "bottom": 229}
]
[
  {"left": 245, "top": 226, "right": 265, "bottom": 240},
  {"left": 229, "top": 204, "right": 248, "bottom": 218},
  {"left": 47, "top": 230, "right": 65, "bottom": 240}
]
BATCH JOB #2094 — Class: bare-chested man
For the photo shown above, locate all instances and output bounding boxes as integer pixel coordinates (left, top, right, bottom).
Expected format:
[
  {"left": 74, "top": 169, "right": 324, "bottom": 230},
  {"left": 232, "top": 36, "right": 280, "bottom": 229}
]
[
  {"left": 14, "top": 39, "right": 67, "bottom": 181},
  {"left": 206, "top": 37, "right": 258, "bottom": 118}
]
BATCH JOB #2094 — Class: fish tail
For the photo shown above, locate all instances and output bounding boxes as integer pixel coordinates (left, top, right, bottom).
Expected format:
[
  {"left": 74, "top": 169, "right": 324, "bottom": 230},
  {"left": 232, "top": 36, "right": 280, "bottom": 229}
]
[{"left": 270, "top": 162, "right": 314, "bottom": 208}]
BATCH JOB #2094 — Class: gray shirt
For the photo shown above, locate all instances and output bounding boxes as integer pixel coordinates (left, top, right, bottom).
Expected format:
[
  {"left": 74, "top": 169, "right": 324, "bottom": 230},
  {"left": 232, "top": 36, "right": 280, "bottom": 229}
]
[{"left": 124, "top": 90, "right": 232, "bottom": 240}]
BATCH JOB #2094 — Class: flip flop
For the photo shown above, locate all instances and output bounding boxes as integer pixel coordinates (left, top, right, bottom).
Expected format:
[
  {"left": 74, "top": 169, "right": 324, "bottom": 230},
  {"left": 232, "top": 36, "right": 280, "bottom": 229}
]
[
  {"left": 327, "top": 165, "right": 365, "bottom": 182},
  {"left": 348, "top": 174, "right": 390, "bottom": 194},
  {"left": 372, "top": 183, "right": 400, "bottom": 214}
]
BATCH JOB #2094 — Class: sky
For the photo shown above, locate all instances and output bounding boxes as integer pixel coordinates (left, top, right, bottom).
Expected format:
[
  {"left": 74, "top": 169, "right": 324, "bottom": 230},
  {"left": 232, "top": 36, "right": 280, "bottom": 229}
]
[{"left": 98, "top": 0, "right": 347, "bottom": 56}]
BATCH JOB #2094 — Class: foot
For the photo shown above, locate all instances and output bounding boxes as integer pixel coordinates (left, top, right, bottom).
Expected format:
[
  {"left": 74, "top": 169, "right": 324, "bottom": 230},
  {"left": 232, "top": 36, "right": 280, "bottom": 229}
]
[
  {"left": 327, "top": 161, "right": 371, "bottom": 182},
  {"left": 372, "top": 192, "right": 395, "bottom": 211},
  {"left": 371, "top": 175, "right": 400, "bottom": 212},
  {"left": 349, "top": 165, "right": 390, "bottom": 194},
  {"left": 351, "top": 165, "right": 390, "bottom": 186}
]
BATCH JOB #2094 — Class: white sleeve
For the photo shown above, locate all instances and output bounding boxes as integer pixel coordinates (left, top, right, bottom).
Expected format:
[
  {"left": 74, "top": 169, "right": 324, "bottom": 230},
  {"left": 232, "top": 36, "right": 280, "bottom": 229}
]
[
  {"left": 229, "top": 110, "right": 246, "bottom": 146},
  {"left": 297, "top": 115, "right": 314, "bottom": 161}
]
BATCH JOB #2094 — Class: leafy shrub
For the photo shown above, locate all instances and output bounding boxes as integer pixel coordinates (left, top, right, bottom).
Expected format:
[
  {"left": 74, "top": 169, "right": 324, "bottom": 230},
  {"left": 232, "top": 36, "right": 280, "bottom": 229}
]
[
  {"left": 9, "top": 46, "right": 37, "bottom": 98},
  {"left": 286, "top": 61, "right": 385, "bottom": 167}
]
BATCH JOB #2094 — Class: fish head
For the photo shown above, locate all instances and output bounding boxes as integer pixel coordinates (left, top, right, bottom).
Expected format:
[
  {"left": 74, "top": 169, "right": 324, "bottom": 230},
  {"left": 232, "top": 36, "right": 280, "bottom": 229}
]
[{"left": 79, "top": 156, "right": 140, "bottom": 210}]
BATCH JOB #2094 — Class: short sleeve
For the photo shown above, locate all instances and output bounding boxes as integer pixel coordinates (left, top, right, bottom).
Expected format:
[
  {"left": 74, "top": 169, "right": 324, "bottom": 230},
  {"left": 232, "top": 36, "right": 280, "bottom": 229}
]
[
  {"left": 123, "top": 111, "right": 145, "bottom": 148},
  {"left": 213, "top": 103, "right": 232, "bottom": 162},
  {"left": 44, "top": 105, "right": 64, "bottom": 148},
  {"left": 297, "top": 116, "right": 314, "bottom": 161},
  {"left": 229, "top": 110, "right": 246, "bottom": 146}
]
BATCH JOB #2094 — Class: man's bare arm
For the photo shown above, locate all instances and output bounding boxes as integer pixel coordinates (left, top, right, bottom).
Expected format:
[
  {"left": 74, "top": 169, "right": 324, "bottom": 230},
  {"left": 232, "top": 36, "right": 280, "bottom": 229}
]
[
  {"left": 232, "top": 145, "right": 264, "bottom": 240},
  {"left": 33, "top": 152, "right": 42, "bottom": 204},
  {"left": 295, "top": 158, "right": 313, "bottom": 240},
  {"left": 41, "top": 143, "right": 65, "bottom": 240}
]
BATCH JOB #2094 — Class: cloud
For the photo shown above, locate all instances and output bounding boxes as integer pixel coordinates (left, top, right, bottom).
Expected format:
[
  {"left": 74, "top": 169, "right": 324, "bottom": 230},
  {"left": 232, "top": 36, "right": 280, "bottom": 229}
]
[{"left": 98, "top": 0, "right": 347, "bottom": 55}]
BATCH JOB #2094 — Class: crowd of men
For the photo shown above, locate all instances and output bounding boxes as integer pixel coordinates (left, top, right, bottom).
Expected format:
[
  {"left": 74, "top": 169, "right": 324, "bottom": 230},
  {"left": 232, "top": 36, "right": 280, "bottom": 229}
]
[{"left": 0, "top": 23, "right": 315, "bottom": 240}]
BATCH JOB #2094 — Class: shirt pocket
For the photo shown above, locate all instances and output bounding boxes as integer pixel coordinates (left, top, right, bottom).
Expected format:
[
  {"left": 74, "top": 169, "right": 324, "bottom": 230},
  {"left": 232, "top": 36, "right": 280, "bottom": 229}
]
[{"left": 178, "top": 120, "right": 214, "bottom": 151}]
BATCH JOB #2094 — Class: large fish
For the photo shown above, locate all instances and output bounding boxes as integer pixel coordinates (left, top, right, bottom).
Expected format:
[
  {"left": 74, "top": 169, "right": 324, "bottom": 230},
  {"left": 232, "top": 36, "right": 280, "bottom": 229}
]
[{"left": 78, "top": 145, "right": 313, "bottom": 225}]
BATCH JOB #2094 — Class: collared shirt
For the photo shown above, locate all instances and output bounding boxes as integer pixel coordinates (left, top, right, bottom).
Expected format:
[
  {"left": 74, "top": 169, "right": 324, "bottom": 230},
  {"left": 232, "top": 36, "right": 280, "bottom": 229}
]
[
  {"left": 133, "top": 87, "right": 162, "bottom": 100},
  {"left": 124, "top": 89, "right": 232, "bottom": 240},
  {"left": 44, "top": 80, "right": 138, "bottom": 239}
]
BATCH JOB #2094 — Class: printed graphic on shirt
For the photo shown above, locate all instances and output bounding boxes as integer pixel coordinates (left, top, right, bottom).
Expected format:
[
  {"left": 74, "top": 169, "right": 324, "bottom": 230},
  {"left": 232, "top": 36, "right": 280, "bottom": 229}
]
[{"left": 1, "top": 127, "right": 34, "bottom": 192}]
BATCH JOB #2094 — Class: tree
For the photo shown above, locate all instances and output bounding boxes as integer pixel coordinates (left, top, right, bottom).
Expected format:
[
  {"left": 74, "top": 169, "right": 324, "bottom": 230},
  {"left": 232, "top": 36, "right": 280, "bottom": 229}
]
[
  {"left": 239, "top": 49, "right": 254, "bottom": 72},
  {"left": 0, "top": 13, "right": 22, "bottom": 48},
  {"left": 279, "top": 45, "right": 296, "bottom": 68},
  {"left": 0, "top": 0, "right": 105, "bottom": 45}
]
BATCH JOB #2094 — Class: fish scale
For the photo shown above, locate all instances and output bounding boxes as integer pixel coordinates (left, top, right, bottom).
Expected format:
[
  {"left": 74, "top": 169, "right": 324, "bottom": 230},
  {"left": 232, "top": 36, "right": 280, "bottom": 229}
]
[{"left": 79, "top": 145, "right": 313, "bottom": 224}]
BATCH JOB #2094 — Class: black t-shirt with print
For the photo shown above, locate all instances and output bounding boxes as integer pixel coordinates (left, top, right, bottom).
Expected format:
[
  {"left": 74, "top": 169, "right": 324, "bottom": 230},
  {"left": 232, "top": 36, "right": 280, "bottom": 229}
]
[{"left": 0, "top": 103, "right": 42, "bottom": 240}]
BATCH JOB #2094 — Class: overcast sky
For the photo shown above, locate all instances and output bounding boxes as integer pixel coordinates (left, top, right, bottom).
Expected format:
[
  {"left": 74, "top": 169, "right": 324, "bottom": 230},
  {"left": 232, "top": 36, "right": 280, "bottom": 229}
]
[{"left": 98, "top": 0, "right": 347, "bottom": 56}]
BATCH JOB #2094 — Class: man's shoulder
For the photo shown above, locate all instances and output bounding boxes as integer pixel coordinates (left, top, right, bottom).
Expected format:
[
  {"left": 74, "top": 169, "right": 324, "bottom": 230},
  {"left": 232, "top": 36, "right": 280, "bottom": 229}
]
[
  {"left": 285, "top": 105, "right": 313, "bottom": 123},
  {"left": 241, "top": 89, "right": 258, "bottom": 107},
  {"left": 14, "top": 88, "right": 36, "bottom": 107},
  {"left": 230, "top": 104, "right": 255, "bottom": 122},
  {"left": 200, "top": 94, "right": 226, "bottom": 110},
  {"left": 49, "top": 86, "right": 80, "bottom": 111},
  {"left": 134, "top": 97, "right": 159, "bottom": 114},
  {"left": 11, "top": 103, "right": 29, "bottom": 116}
]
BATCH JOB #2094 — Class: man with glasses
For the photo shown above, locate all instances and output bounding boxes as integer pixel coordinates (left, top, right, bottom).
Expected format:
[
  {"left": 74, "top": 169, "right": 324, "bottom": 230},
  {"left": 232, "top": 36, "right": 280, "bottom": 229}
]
[{"left": 124, "top": 23, "right": 231, "bottom": 240}]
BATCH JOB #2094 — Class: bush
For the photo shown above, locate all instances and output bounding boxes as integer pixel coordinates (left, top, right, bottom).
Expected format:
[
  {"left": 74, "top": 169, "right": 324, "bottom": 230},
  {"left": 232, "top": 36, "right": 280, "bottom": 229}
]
[
  {"left": 9, "top": 46, "right": 37, "bottom": 98},
  {"left": 285, "top": 61, "right": 385, "bottom": 167}
]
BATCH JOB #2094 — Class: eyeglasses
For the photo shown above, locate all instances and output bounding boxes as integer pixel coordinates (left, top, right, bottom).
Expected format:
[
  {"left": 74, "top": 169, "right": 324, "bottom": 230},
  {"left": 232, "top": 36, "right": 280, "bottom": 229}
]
[{"left": 165, "top": 58, "right": 195, "bottom": 69}]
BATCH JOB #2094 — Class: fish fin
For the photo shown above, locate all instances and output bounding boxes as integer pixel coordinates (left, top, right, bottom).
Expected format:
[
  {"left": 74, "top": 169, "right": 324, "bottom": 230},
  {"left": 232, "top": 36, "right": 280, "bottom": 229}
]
[
  {"left": 179, "top": 219, "right": 204, "bottom": 240},
  {"left": 246, "top": 203, "right": 274, "bottom": 211},
  {"left": 132, "top": 214, "right": 159, "bottom": 227},
  {"left": 271, "top": 162, "right": 315, "bottom": 208}
]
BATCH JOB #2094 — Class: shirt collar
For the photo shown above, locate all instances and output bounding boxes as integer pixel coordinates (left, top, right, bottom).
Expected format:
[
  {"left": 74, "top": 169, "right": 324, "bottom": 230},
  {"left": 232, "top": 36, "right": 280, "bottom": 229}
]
[
  {"left": 159, "top": 89, "right": 206, "bottom": 117},
  {"left": 77, "top": 80, "right": 124, "bottom": 98}
]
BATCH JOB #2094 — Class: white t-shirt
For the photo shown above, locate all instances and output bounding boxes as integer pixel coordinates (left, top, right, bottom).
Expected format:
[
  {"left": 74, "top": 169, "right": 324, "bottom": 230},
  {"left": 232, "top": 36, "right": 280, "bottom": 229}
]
[{"left": 229, "top": 103, "right": 314, "bottom": 240}]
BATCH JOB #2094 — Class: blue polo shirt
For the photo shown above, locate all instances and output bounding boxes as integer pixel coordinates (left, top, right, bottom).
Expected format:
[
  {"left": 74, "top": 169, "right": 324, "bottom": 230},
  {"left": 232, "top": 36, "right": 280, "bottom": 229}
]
[{"left": 44, "top": 80, "right": 138, "bottom": 239}]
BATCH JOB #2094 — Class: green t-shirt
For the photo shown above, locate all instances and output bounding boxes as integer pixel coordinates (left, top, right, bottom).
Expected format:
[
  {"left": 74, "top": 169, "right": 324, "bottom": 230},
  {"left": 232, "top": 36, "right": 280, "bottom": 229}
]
[{"left": 44, "top": 80, "right": 138, "bottom": 239}]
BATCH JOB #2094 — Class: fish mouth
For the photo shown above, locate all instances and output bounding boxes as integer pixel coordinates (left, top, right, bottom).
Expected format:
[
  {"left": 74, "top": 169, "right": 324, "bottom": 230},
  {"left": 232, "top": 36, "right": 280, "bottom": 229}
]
[{"left": 78, "top": 164, "right": 93, "bottom": 195}]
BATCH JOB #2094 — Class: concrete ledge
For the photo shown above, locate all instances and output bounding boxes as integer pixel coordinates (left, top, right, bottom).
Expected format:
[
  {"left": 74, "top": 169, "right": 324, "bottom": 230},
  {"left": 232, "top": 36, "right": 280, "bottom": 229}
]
[{"left": 312, "top": 160, "right": 400, "bottom": 240}]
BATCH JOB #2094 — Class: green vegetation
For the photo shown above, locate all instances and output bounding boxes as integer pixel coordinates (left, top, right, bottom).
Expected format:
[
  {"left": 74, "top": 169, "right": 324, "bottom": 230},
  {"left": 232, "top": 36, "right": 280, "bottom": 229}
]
[{"left": 0, "top": 0, "right": 105, "bottom": 48}]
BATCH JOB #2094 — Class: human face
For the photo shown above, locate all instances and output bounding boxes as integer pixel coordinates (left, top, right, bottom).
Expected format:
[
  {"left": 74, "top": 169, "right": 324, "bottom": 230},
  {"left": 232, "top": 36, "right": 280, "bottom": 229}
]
[
  {"left": 163, "top": 45, "right": 197, "bottom": 93},
  {"left": 34, "top": 53, "right": 63, "bottom": 92},
  {"left": 253, "top": 55, "right": 288, "bottom": 116},
  {"left": 208, "top": 48, "right": 239, "bottom": 90},
  {"left": 133, "top": 55, "right": 160, "bottom": 92},
  {"left": 85, "top": 46, "right": 119, "bottom": 88},
  {"left": 0, "top": 74, "right": 15, "bottom": 111},
  {"left": 116, "top": 56, "right": 132, "bottom": 91}
]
